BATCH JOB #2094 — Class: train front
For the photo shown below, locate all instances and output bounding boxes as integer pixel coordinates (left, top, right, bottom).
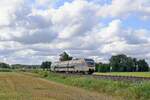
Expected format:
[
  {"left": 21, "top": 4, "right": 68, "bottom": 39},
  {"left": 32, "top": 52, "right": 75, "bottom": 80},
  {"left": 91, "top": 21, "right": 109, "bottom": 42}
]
[{"left": 84, "top": 59, "right": 95, "bottom": 74}]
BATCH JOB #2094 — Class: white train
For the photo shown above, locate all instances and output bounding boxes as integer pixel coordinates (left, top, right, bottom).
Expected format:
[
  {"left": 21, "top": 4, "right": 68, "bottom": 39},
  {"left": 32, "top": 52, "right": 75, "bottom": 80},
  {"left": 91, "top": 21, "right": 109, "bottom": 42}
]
[{"left": 51, "top": 58, "right": 95, "bottom": 74}]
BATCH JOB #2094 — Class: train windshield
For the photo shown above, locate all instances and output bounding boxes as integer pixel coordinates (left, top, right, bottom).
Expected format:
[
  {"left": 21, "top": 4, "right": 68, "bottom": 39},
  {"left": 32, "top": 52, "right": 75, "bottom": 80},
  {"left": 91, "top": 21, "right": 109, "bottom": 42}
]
[{"left": 85, "top": 59, "right": 95, "bottom": 67}]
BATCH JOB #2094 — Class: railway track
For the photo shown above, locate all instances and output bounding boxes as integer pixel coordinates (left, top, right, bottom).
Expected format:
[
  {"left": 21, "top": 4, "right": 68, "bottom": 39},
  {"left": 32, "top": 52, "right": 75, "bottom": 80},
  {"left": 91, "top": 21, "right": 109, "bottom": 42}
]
[
  {"left": 91, "top": 75, "right": 150, "bottom": 81},
  {"left": 57, "top": 73, "right": 150, "bottom": 82}
]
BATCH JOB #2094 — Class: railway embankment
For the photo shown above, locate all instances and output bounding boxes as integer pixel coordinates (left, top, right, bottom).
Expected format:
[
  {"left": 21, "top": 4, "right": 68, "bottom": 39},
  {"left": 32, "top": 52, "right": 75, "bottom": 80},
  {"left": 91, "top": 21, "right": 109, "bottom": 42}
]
[{"left": 54, "top": 73, "right": 150, "bottom": 82}]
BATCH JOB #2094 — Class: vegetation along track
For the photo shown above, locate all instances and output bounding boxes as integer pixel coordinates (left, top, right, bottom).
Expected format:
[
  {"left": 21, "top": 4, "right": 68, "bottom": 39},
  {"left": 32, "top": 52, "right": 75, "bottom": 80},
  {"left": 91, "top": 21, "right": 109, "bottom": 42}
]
[{"left": 57, "top": 73, "right": 150, "bottom": 82}]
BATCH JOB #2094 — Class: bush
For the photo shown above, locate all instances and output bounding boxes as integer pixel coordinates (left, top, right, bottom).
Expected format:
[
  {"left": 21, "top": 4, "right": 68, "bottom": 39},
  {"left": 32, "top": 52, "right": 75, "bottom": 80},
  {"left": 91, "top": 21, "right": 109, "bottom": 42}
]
[
  {"left": 96, "top": 63, "right": 110, "bottom": 72},
  {"left": 32, "top": 69, "right": 40, "bottom": 73},
  {"left": 0, "top": 69, "right": 12, "bottom": 72},
  {"left": 37, "top": 71, "right": 49, "bottom": 77}
]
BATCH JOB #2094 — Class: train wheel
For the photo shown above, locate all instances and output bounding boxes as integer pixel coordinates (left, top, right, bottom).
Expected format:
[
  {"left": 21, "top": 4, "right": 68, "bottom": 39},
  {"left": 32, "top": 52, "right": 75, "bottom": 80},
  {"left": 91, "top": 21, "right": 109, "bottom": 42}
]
[
  {"left": 81, "top": 71, "right": 88, "bottom": 75},
  {"left": 88, "top": 69, "right": 94, "bottom": 74}
]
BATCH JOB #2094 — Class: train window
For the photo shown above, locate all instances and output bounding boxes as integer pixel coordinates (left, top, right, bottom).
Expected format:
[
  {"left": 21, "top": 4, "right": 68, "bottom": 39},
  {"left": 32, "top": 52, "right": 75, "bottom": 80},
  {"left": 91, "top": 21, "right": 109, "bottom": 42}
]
[
  {"left": 85, "top": 59, "right": 94, "bottom": 62},
  {"left": 87, "top": 62, "right": 94, "bottom": 65}
]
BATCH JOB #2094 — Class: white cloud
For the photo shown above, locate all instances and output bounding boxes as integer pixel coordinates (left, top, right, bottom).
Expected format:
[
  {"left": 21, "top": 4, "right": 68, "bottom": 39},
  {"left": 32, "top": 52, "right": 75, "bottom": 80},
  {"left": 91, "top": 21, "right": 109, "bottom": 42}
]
[
  {"left": 35, "top": 0, "right": 51, "bottom": 5},
  {"left": 50, "top": 0, "right": 100, "bottom": 39},
  {"left": 98, "top": 0, "right": 150, "bottom": 19},
  {"left": 0, "top": 0, "right": 149, "bottom": 64},
  {"left": 13, "top": 49, "right": 36, "bottom": 57},
  {"left": 0, "top": 0, "right": 23, "bottom": 26}
]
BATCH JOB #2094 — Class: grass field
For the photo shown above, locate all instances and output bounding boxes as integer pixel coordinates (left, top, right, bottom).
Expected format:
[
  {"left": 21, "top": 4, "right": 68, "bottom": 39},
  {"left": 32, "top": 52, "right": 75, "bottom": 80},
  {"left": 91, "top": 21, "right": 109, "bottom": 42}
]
[
  {"left": 33, "top": 71, "right": 150, "bottom": 100},
  {"left": 94, "top": 72, "right": 150, "bottom": 77},
  {"left": 0, "top": 72, "right": 120, "bottom": 100}
]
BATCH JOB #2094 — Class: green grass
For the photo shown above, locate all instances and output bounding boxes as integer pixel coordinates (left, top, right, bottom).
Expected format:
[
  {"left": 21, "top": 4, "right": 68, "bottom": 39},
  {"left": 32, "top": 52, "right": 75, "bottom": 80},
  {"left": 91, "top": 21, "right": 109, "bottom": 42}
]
[
  {"left": 94, "top": 72, "right": 150, "bottom": 77},
  {"left": 33, "top": 71, "right": 150, "bottom": 100},
  {"left": 0, "top": 69, "right": 13, "bottom": 72},
  {"left": 1, "top": 70, "right": 149, "bottom": 100},
  {"left": 0, "top": 72, "right": 113, "bottom": 100}
]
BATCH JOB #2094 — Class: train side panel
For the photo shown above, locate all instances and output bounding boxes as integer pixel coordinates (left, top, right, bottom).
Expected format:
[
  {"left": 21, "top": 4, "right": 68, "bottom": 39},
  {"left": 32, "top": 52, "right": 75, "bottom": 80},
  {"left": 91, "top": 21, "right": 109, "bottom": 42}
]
[{"left": 51, "top": 59, "right": 95, "bottom": 73}]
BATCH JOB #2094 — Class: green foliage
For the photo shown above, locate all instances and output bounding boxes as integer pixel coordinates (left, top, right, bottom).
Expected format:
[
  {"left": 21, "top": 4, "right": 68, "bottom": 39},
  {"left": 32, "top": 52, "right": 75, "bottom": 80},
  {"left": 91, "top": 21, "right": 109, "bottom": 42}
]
[
  {"left": 41, "top": 71, "right": 49, "bottom": 77},
  {"left": 35, "top": 71, "right": 150, "bottom": 100},
  {"left": 59, "top": 51, "right": 73, "bottom": 61},
  {"left": 11, "top": 64, "right": 40, "bottom": 69},
  {"left": 96, "top": 54, "right": 149, "bottom": 72},
  {"left": 0, "top": 62, "right": 11, "bottom": 72},
  {"left": 41, "top": 61, "right": 51, "bottom": 70},
  {"left": 96, "top": 63, "right": 110, "bottom": 72},
  {"left": 109, "top": 54, "right": 149, "bottom": 72},
  {"left": 0, "top": 62, "right": 10, "bottom": 69},
  {"left": 137, "top": 59, "right": 149, "bottom": 72},
  {"left": 33, "top": 70, "right": 49, "bottom": 77},
  {"left": 32, "top": 69, "right": 40, "bottom": 73},
  {"left": 0, "top": 68, "right": 12, "bottom": 72}
]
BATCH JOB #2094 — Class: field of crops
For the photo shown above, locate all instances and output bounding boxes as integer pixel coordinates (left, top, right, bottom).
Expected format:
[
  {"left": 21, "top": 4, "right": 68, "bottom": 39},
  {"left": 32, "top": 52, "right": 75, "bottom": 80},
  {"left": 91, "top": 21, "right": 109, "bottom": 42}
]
[
  {"left": 94, "top": 72, "right": 150, "bottom": 77},
  {"left": 0, "top": 72, "right": 120, "bottom": 100}
]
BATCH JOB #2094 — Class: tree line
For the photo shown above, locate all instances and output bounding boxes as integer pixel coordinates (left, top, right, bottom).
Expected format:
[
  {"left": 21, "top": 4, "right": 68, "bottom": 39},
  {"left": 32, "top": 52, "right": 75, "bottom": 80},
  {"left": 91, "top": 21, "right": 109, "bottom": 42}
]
[
  {"left": 0, "top": 52, "right": 70, "bottom": 70},
  {"left": 0, "top": 62, "right": 10, "bottom": 69},
  {"left": 40, "top": 52, "right": 72, "bottom": 70},
  {"left": 41, "top": 52, "right": 149, "bottom": 72},
  {"left": 96, "top": 54, "right": 149, "bottom": 72},
  {"left": 0, "top": 63, "right": 40, "bottom": 70},
  {"left": 0, "top": 52, "right": 149, "bottom": 72}
]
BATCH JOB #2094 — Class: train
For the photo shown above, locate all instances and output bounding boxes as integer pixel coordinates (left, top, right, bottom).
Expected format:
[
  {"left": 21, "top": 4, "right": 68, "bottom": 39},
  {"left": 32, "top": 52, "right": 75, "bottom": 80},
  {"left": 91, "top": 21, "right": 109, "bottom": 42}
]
[{"left": 51, "top": 58, "right": 95, "bottom": 74}]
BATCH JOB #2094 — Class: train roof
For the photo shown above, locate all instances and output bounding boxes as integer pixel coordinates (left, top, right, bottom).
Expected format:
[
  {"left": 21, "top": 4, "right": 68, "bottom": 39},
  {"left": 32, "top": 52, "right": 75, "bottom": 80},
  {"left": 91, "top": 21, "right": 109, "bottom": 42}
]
[{"left": 52, "top": 58, "right": 94, "bottom": 63}]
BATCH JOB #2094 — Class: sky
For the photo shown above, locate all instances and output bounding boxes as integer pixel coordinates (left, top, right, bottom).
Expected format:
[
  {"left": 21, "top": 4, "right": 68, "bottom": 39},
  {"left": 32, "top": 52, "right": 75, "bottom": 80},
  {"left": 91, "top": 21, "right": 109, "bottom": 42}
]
[{"left": 0, "top": 0, "right": 150, "bottom": 65}]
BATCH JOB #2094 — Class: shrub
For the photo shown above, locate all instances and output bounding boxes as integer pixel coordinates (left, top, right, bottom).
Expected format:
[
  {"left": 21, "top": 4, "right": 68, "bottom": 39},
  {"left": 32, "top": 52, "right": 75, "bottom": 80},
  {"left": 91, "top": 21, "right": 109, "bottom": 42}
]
[{"left": 0, "top": 69, "right": 12, "bottom": 72}]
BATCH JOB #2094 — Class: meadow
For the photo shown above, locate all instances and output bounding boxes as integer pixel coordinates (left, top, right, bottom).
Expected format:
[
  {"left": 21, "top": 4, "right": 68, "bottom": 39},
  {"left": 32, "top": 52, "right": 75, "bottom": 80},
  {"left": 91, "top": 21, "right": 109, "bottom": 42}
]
[
  {"left": 34, "top": 71, "right": 150, "bottom": 100},
  {"left": 0, "top": 70, "right": 149, "bottom": 100},
  {"left": 0, "top": 72, "right": 120, "bottom": 100}
]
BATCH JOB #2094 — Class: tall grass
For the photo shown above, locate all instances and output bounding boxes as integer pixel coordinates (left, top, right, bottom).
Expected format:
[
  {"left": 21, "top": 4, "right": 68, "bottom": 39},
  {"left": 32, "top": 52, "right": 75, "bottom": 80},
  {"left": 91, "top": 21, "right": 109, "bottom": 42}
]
[
  {"left": 0, "top": 68, "right": 12, "bottom": 72},
  {"left": 33, "top": 71, "right": 150, "bottom": 100}
]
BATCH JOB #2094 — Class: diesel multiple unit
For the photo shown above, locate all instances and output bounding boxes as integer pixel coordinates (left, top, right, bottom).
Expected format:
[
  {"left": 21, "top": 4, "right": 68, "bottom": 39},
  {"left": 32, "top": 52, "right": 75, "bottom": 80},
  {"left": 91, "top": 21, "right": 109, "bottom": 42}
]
[{"left": 51, "top": 58, "right": 95, "bottom": 74}]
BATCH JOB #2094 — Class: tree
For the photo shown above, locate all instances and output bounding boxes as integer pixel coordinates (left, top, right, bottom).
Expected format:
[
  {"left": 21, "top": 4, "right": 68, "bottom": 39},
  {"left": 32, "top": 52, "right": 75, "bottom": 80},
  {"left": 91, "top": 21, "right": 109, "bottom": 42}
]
[
  {"left": 110, "top": 54, "right": 127, "bottom": 72},
  {"left": 109, "top": 54, "right": 149, "bottom": 72},
  {"left": 132, "top": 58, "right": 138, "bottom": 72},
  {"left": 109, "top": 54, "right": 135, "bottom": 72},
  {"left": 11, "top": 64, "right": 40, "bottom": 69},
  {"left": 137, "top": 59, "right": 149, "bottom": 72},
  {"left": 0, "top": 62, "right": 10, "bottom": 69},
  {"left": 96, "top": 63, "right": 110, "bottom": 72},
  {"left": 126, "top": 57, "right": 135, "bottom": 72},
  {"left": 41, "top": 61, "right": 52, "bottom": 71},
  {"left": 59, "top": 52, "right": 73, "bottom": 61}
]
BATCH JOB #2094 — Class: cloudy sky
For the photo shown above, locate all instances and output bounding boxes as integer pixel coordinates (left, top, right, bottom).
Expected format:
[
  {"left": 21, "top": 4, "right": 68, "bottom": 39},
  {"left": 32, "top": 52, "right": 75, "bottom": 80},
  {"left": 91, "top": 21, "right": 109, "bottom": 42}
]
[{"left": 0, "top": 0, "right": 150, "bottom": 65}]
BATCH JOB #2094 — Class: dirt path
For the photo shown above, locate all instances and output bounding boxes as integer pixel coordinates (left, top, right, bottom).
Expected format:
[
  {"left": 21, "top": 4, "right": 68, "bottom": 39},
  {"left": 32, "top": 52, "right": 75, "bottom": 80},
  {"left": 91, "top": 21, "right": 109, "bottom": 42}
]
[{"left": 0, "top": 72, "right": 121, "bottom": 100}]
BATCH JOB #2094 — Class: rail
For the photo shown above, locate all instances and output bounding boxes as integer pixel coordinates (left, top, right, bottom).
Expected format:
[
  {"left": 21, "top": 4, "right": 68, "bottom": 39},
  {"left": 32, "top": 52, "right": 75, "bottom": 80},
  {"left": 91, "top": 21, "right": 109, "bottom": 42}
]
[{"left": 56, "top": 73, "right": 150, "bottom": 82}]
